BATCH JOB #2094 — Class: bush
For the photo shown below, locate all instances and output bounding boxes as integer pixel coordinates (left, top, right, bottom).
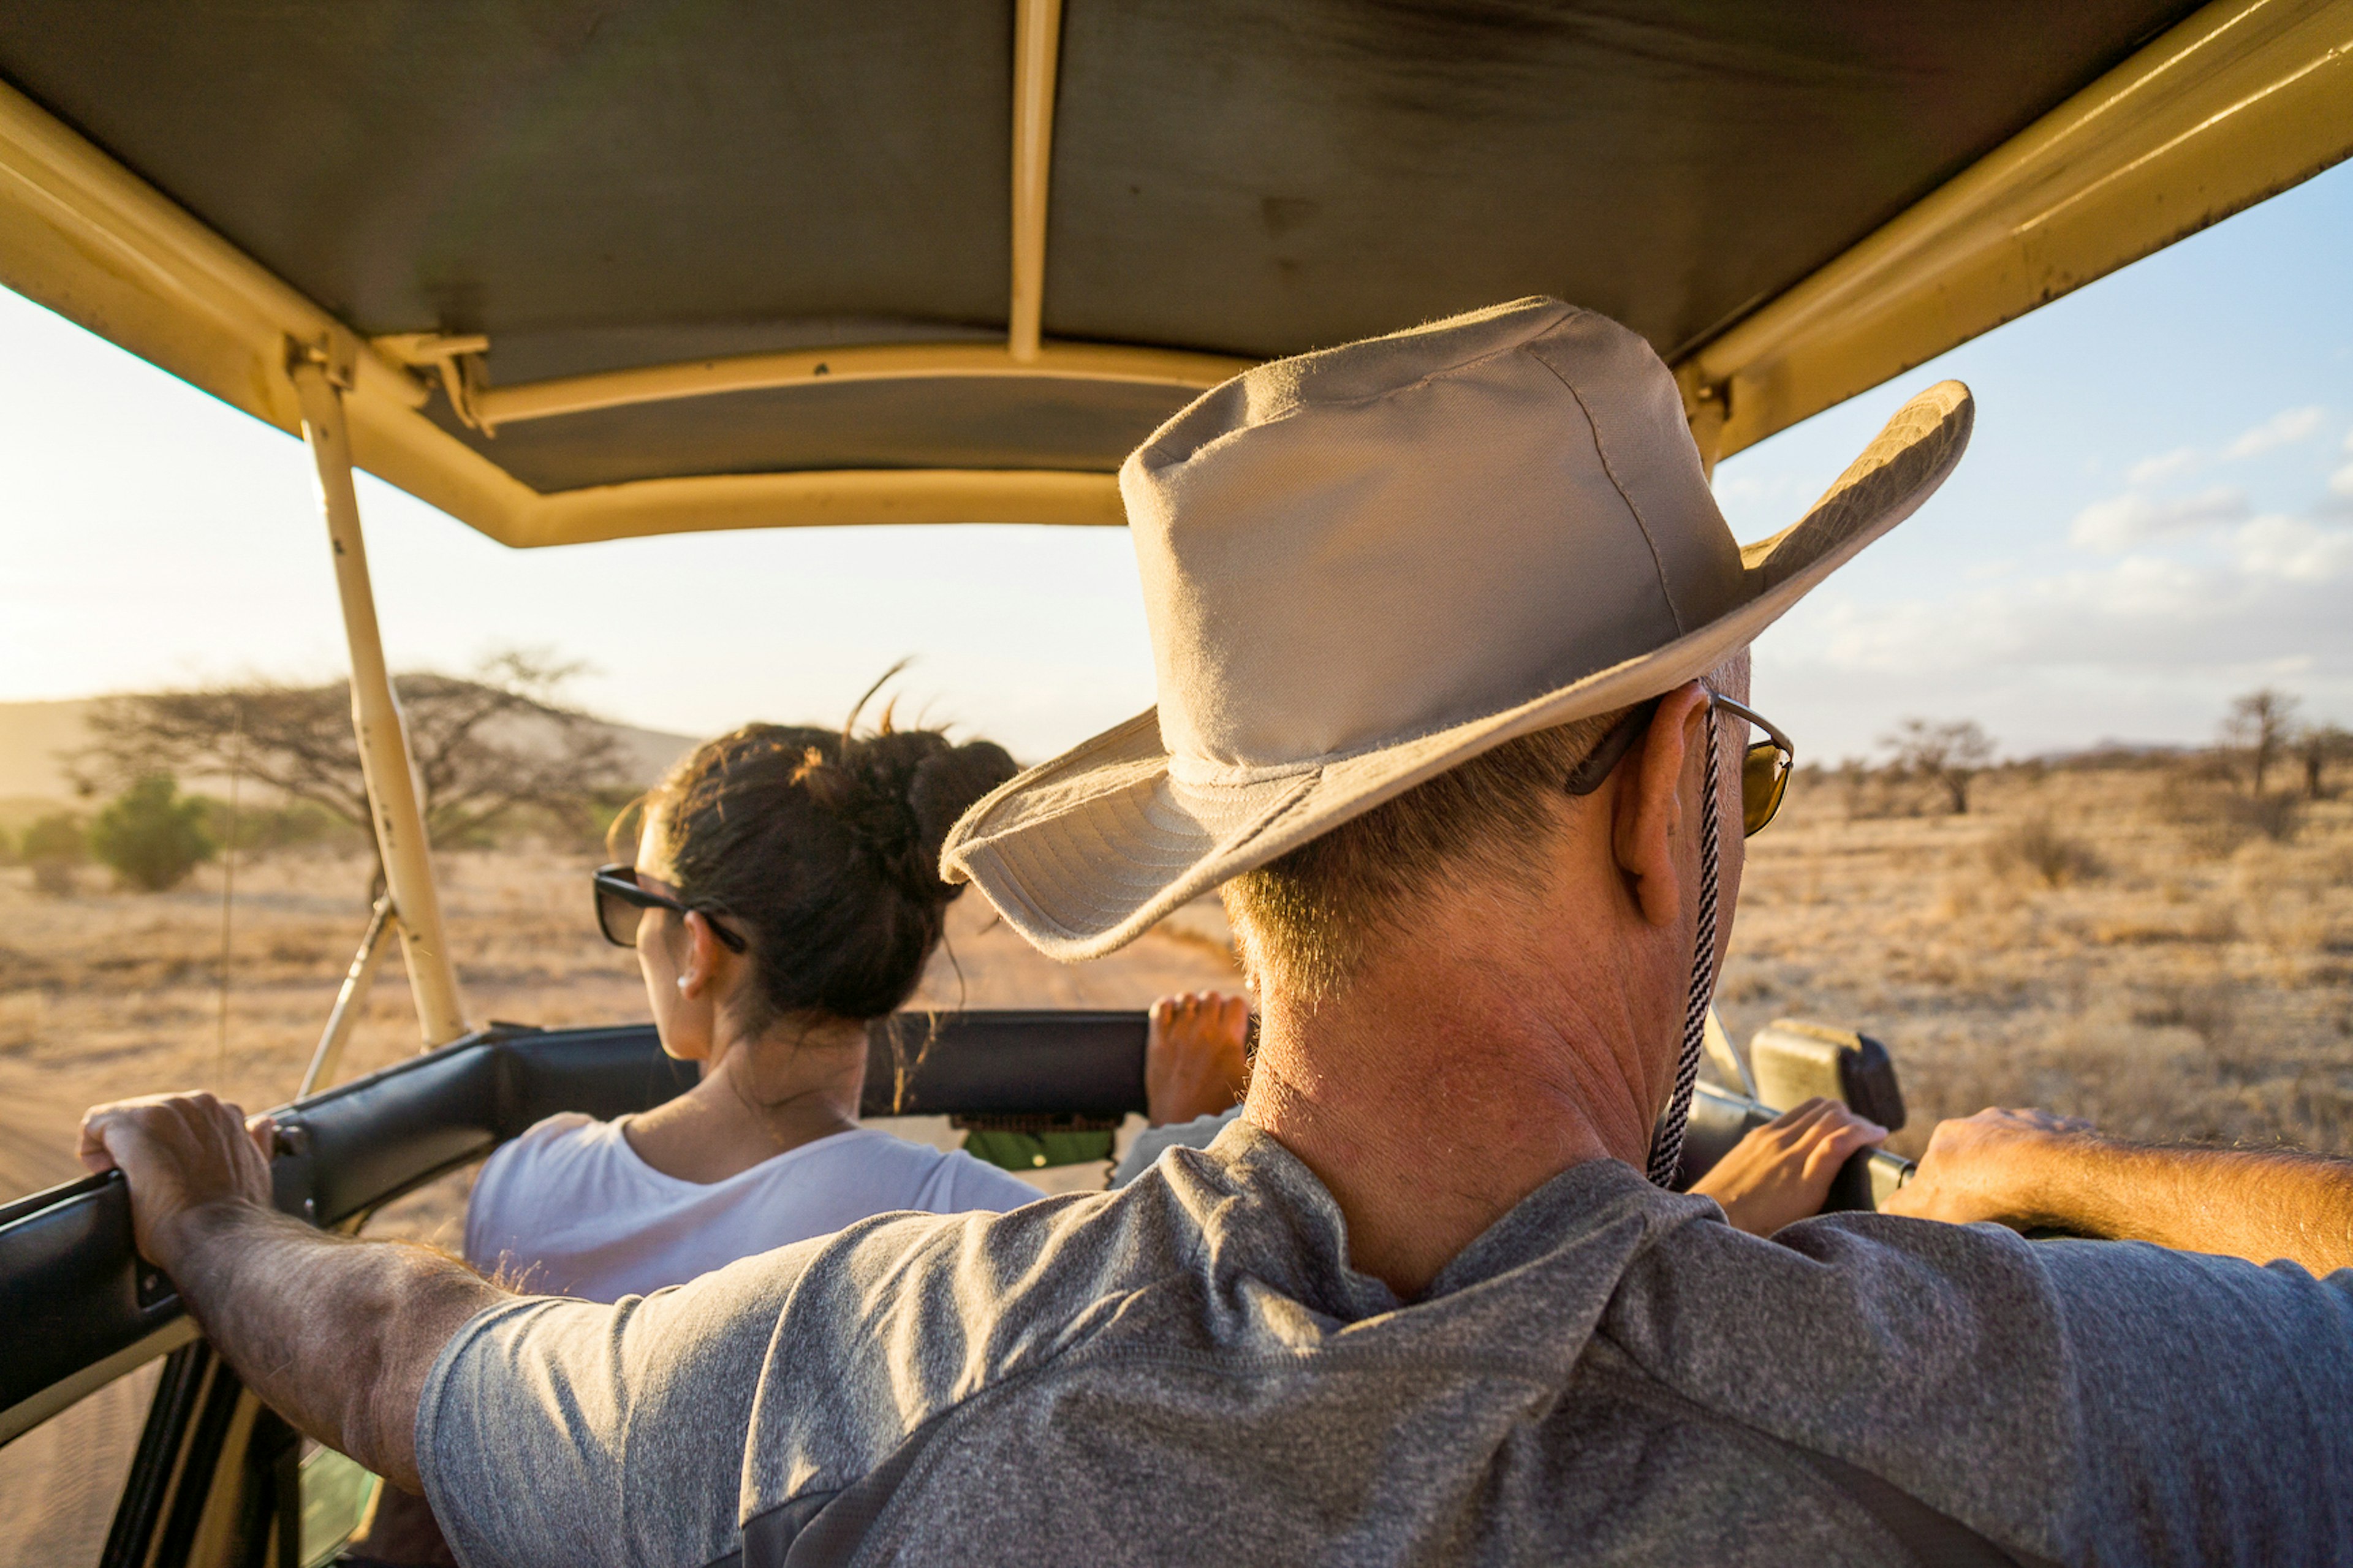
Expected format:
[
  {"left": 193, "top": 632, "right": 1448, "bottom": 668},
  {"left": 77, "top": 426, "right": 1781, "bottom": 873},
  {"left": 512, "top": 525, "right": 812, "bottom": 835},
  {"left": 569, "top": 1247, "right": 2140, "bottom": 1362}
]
[
  {"left": 2159, "top": 775, "right": 2299, "bottom": 857},
  {"left": 197, "top": 796, "right": 356, "bottom": 857},
  {"left": 90, "top": 775, "right": 217, "bottom": 892},
  {"left": 21, "top": 811, "right": 87, "bottom": 895},
  {"left": 1987, "top": 814, "right": 2104, "bottom": 888}
]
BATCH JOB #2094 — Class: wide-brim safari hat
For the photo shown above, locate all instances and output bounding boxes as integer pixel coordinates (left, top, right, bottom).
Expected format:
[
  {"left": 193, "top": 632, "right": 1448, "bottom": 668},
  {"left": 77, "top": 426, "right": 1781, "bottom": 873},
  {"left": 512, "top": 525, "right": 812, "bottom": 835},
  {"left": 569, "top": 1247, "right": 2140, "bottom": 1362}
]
[{"left": 943, "top": 297, "right": 1971, "bottom": 960}]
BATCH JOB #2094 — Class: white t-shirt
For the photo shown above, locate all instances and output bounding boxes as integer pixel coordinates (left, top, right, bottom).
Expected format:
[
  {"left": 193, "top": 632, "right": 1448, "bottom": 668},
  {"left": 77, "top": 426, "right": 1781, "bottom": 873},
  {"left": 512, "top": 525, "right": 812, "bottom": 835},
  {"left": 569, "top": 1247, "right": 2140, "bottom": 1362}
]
[{"left": 463, "top": 1113, "right": 1047, "bottom": 1303}]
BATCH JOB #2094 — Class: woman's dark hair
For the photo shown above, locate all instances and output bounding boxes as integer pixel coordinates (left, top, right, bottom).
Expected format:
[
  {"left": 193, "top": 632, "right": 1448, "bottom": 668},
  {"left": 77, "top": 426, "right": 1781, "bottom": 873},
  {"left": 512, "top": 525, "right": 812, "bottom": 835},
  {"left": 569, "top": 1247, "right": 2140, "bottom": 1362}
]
[{"left": 608, "top": 706, "right": 1016, "bottom": 1024}]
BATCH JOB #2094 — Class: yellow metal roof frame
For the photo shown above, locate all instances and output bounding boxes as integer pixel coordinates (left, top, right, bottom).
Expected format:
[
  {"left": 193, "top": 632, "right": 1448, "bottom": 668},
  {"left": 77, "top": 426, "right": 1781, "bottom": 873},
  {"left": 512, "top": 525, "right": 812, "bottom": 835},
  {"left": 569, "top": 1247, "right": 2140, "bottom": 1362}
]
[{"left": 1, "top": 0, "right": 2348, "bottom": 549}]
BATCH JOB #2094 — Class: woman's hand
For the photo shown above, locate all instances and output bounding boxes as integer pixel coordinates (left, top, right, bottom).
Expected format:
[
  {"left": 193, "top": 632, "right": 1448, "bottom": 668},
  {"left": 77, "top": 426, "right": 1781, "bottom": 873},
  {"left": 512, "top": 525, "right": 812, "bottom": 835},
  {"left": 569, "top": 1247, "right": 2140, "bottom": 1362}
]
[
  {"left": 1691, "top": 1097, "right": 1887, "bottom": 1237},
  {"left": 1146, "top": 991, "right": 1251, "bottom": 1126}
]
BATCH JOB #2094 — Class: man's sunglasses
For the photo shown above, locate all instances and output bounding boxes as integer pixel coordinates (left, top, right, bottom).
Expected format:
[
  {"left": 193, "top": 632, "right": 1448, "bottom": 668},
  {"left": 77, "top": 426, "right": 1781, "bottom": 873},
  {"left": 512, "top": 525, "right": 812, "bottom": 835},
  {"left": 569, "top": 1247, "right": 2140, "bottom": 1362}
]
[
  {"left": 1563, "top": 692, "right": 1794, "bottom": 836},
  {"left": 592, "top": 864, "right": 749, "bottom": 953}
]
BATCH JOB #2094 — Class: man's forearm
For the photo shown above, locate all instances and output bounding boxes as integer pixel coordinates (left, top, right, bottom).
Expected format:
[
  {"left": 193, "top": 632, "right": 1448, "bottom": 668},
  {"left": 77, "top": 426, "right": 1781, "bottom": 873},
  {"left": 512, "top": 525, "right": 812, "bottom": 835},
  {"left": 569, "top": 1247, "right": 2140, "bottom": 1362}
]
[
  {"left": 2014, "top": 1138, "right": 2353, "bottom": 1274},
  {"left": 165, "top": 1201, "right": 507, "bottom": 1491}
]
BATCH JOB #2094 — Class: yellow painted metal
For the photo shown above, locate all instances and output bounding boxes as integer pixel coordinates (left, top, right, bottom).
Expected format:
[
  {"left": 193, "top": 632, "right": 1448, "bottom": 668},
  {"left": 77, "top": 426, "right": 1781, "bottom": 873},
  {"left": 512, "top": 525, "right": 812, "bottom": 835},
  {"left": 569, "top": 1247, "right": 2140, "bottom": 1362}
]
[
  {"left": 468, "top": 338, "right": 1248, "bottom": 428},
  {"left": 1009, "top": 0, "right": 1064, "bottom": 362},
  {"left": 290, "top": 354, "right": 469, "bottom": 1046},
  {"left": 0, "top": 80, "right": 423, "bottom": 425},
  {"left": 299, "top": 896, "right": 396, "bottom": 1099},
  {"left": 0, "top": 78, "right": 545, "bottom": 539},
  {"left": 518, "top": 466, "right": 1126, "bottom": 547},
  {"left": 1678, "top": 0, "right": 2353, "bottom": 459},
  {"left": 1, "top": 0, "right": 2349, "bottom": 544}
]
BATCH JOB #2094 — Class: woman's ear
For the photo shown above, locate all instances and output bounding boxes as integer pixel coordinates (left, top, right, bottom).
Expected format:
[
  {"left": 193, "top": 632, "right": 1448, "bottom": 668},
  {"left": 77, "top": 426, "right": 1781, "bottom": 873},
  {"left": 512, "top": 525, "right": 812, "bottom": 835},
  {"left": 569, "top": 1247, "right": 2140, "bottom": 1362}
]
[
  {"left": 1611, "top": 681, "right": 1711, "bottom": 927},
  {"left": 676, "top": 911, "right": 730, "bottom": 1001}
]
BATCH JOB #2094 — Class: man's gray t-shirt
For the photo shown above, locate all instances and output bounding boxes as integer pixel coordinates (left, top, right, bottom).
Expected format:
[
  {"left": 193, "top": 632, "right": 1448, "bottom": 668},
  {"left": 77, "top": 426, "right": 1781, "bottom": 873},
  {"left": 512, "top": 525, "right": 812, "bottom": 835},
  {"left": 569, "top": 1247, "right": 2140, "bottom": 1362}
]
[{"left": 419, "top": 1122, "right": 2353, "bottom": 1567}]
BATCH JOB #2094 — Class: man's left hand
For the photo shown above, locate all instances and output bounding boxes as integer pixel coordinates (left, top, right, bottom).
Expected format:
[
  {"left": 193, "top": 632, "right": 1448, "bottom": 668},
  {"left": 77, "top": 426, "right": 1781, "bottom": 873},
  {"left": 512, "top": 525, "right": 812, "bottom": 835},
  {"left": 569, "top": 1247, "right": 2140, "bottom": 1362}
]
[{"left": 79, "top": 1093, "right": 276, "bottom": 1273}]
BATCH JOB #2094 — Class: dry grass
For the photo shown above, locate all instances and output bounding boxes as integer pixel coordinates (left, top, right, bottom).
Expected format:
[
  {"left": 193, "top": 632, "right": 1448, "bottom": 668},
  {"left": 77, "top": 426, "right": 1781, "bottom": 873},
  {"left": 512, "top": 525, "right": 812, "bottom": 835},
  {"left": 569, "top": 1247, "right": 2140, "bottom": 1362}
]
[
  {"left": 0, "top": 844, "right": 1245, "bottom": 1212},
  {"left": 6, "top": 761, "right": 2350, "bottom": 1205},
  {"left": 1719, "top": 765, "right": 2353, "bottom": 1160}
]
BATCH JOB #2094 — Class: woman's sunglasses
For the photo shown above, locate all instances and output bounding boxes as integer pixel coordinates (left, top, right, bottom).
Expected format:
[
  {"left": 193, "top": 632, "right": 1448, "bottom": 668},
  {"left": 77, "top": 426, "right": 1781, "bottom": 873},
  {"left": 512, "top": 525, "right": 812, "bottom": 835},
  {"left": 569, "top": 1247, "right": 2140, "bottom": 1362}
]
[
  {"left": 592, "top": 864, "right": 749, "bottom": 953},
  {"left": 1563, "top": 692, "right": 1794, "bottom": 837}
]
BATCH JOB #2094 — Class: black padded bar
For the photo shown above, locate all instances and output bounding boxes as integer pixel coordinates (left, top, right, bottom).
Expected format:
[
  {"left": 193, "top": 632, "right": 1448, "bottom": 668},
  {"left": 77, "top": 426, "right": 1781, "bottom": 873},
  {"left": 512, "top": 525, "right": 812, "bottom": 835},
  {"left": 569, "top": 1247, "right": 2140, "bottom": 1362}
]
[
  {"left": 864, "top": 1011, "right": 1149, "bottom": 1119},
  {"left": 13, "top": 1013, "right": 1904, "bottom": 1432},
  {"left": 0, "top": 1170, "right": 184, "bottom": 1434},
  {"left": 496, "top": 1026, "right": 700, "bottom": 1138},
  {"left": 3, "top": 1010, "right": 1148, "bottom": 1422},
  {"left": 274, "top": 1036, "right": 501, "bottom": 1229}
]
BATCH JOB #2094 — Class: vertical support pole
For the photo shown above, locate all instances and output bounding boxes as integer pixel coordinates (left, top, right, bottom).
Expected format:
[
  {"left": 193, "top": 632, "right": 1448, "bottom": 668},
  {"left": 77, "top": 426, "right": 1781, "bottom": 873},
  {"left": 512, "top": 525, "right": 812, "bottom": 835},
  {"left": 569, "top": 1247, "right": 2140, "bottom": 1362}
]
[
  {"left": 289, "top": 345, "right": 468, "bottom": 1047},
  {"left": 1686, "top": 382, "right": 1729, "bottom": 482},
  {"left": 1007, "top": 0, "right": 1064, "bottom": 362},
  {"left": 300, "top": 896, "right": 396, "bottom": 1099}
]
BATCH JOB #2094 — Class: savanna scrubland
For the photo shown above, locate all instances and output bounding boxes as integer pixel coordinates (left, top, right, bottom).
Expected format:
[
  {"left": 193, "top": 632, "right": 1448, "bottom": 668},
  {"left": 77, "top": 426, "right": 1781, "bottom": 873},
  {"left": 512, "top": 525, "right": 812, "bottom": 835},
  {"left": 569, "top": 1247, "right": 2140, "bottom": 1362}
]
[
  {"left": 2, "top": 748, "right": 2347, "bottom": 1562},
  {"left": 4, "top": 748, "right": 2347, "bottom": 1204}
]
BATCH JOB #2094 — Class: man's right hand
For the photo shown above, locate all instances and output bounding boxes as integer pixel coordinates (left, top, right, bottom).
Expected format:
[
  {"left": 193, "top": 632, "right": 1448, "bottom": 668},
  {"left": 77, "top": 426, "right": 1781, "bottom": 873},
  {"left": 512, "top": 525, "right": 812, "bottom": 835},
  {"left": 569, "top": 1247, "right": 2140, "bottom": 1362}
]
[
  {"left": 79, "top": 1092, "right": 276, "bottom": 1272},
  {"left": 1884, "top": 1105, "right": 2353, "bottom": 1275},
  {"left": 1879, "top": 1107, "right": 2093, "bottom": 1228}
]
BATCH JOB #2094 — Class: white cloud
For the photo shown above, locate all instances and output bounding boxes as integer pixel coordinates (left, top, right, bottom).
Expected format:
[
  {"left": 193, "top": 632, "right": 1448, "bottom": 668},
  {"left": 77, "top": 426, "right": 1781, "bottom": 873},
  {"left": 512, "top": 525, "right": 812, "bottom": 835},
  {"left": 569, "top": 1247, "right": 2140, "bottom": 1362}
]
[
  {"left": 2068, "top": 485, "right": 2249, "bottom": 551},
  {"left": 2226, "top": 405, "right": 2325, "bottom": 458},
  {"left": 2126, "top": 447, "right": 2199, "bottom": 485},
  {"left": 2332, "top": 461, "right": 2353, "bottom": 499},
  {"left": 2232, "top": 513, "right": 2353, "bottom": 582},
  {"left": 1759, "top": 505, "right": 2353, "bottom": 707}
]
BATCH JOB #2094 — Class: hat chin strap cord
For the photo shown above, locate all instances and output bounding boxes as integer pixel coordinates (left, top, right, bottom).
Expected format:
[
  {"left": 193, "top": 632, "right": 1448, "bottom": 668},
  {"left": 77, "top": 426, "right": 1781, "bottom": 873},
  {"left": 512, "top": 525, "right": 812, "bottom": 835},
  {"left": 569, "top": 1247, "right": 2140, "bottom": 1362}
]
[{"left": 1647, "top": 702, "right": 1722, "bottom": 1187}]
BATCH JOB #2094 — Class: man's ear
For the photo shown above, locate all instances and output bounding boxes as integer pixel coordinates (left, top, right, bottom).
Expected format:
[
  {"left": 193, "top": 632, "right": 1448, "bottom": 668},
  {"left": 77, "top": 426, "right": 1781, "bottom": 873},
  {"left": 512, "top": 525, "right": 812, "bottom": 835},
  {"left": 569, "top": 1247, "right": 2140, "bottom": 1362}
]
[{"left": 1610, "top": 681, "right": 1711, "bottom": 928}]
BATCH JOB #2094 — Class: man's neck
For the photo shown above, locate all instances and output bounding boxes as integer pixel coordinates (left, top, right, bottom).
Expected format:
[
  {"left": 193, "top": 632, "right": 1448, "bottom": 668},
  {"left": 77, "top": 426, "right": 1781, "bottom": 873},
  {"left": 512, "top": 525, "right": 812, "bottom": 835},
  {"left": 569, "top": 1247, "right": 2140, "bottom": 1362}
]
[{"left": 1241, "top": 906, "right": 1667, "bottom": 1298}]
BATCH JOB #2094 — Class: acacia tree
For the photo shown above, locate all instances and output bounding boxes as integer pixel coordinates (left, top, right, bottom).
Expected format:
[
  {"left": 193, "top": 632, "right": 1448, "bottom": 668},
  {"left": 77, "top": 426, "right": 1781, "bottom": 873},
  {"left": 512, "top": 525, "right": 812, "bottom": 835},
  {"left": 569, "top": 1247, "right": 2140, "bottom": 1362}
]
[
  {"left": 2298, "top": 722, "right": 2352, "bottom": 800},
  {"left": 1881, "top": 718, "right": 1997, "bottom": 814},
  {"left": 2222, "top": 689, "right": 2298, "bottom": 795},
  {"left": 75, "top": 650, "right": 629, "bottom": 898}
]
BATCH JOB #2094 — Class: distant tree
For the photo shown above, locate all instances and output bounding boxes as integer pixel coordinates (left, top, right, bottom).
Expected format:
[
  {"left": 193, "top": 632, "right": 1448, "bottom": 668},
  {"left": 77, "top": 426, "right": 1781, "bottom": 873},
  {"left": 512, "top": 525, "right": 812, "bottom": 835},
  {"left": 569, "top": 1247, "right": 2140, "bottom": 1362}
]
[
  {"left": 74, "top": 649, "right": 630, "bottom": 898},
  {"left": 2222, "top": 689, "right": 2298, "bottom": 795},
  {"left": 90, "top": 774, "right": 217, "bottom": 892},
  {"left": 1881, "top": 719, "right": 1998, "bottom": 814},
  {"left": 2298, "top": 722, "right": 2353, "bottom": 800},
  {"left": 21, "top": 811, "right": 87, "bottom": 896}
]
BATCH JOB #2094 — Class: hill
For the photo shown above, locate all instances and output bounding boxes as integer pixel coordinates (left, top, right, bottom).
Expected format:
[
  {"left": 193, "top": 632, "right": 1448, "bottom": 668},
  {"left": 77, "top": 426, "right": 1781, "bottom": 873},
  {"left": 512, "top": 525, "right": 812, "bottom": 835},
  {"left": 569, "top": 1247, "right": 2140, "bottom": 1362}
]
[{"left": 0, "top": 695, "right": 694, "bottom": 818}]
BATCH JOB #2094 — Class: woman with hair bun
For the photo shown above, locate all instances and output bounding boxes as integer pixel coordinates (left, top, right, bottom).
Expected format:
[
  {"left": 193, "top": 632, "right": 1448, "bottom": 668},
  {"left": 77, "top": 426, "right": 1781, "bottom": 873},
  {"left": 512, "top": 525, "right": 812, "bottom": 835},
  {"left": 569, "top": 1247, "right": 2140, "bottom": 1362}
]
[{"left": 461, "top": 708, "right": 1044, "bottom": 1305}]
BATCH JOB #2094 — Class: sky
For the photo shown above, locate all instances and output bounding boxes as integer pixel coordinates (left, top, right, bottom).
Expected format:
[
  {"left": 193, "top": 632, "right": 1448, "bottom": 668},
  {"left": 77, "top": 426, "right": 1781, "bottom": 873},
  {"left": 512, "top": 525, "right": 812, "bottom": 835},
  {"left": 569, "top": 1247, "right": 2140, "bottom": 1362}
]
[{"left": 2, "top": 160, "right": 2349, "bottom": 767}]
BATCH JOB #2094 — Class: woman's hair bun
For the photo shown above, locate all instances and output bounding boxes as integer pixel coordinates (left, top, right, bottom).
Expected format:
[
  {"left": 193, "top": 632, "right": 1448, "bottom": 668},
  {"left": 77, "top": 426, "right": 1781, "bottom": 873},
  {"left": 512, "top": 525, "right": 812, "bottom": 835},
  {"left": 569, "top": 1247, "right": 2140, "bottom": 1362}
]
[
  {"left": 907, "top": 740, "right": 1017, "bottom": 897},
  {"left": 641, "top": 702, "right": 1019, "bottom": 1024}
]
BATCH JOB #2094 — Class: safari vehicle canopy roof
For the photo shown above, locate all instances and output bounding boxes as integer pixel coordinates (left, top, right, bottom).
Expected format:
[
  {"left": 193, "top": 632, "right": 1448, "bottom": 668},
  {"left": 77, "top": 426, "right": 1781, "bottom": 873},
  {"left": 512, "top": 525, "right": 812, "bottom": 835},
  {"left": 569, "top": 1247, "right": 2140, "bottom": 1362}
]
[{"left": 2, "top": 0, "right": 2349, "bottom": 548}]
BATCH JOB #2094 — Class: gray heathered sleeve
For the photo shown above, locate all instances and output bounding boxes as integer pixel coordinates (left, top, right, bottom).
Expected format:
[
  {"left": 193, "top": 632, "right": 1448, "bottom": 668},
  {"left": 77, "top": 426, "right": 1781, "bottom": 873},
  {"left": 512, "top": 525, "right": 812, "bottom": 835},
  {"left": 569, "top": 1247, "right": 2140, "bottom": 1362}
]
[
  {"left": 2031, "top": 1238, "right": 2353, "bottom": 1561},
  {"left": 416, "top": 1241, "right": 825, "bottom": 1568},
  {"left": 1608, "top": 1209, "right": 2353, "bottom": 1561}
]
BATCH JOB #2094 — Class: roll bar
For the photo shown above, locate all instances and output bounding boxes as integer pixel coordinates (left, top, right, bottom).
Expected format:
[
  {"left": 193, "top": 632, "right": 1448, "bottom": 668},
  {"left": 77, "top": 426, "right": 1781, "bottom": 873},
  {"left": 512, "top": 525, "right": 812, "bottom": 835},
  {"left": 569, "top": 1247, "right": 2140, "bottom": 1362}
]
[
  {"left": 0, "top": 1009, "right": 1910, "bottom": 1445},
  {"left": 290, "top": 347, "right": 468, "bottom": 1048},
  {"left": 1, "top": 1012, "right": 1131, "bottom": 1441}
]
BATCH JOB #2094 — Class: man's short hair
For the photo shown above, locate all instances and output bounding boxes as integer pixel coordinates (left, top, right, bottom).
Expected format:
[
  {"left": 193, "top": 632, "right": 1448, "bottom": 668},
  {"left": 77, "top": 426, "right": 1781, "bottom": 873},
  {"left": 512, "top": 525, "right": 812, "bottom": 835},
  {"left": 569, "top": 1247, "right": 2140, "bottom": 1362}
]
[{"left": 1222, "top": 708, "right": 1627, "bottom": 999}]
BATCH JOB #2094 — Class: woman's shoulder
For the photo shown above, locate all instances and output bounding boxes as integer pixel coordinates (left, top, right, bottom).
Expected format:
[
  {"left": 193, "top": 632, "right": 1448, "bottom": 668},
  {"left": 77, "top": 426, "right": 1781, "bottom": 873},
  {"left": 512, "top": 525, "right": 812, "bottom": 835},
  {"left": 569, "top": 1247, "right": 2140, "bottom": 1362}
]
[
  {"left": 482, "top": 1111, "right": 610, "bottom": 1173},
  {"left": 791, "top": 1126, "right": 1047, "bottom": 1213},
  {"left": 466, "top": 1113, "right": 619, "bottom": 1249}
]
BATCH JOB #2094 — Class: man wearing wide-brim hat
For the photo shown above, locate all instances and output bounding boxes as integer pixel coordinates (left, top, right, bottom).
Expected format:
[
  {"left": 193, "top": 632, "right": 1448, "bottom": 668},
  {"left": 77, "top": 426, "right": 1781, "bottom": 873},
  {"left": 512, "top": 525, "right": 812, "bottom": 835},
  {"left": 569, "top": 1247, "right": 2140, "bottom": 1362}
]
[{"left": 84, "top": 300, "right": 2353, "bottom": 1564}]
